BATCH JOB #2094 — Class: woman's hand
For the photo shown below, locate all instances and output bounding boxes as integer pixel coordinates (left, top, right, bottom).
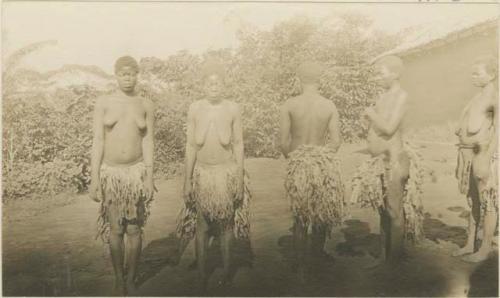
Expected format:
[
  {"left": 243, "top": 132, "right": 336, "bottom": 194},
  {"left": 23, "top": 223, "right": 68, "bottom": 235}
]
[
  {"left": 183, "top": 178, "right": 194, "bottom": 204},
  {"left": 363, "top": 107, "right": 376, "bottom": 121},
  {"left": 235, "top": 174, "right": 244, "bottom": 203},
  {"left": 145, "top": 175, "right": 155, "bottom": 200},
  {"left": 89, "top": 180, "right": 102, "bottom": 203}
]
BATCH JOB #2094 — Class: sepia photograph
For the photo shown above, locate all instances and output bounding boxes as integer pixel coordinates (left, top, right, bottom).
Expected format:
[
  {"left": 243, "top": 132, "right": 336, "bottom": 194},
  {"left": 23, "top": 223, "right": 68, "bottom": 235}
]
[{"left": 2, "top": 0, "right": 499, "bottom": 296}]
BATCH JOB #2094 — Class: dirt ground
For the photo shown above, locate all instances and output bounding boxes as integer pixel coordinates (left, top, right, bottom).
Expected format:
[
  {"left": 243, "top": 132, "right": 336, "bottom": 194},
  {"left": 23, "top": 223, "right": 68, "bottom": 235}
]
[{"left": 2, "top": 143, "right": 498, "bottom": 297}]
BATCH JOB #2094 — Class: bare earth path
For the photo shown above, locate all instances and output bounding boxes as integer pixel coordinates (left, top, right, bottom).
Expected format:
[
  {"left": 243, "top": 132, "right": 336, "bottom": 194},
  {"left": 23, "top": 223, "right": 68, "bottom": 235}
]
[{"left": 3, "top": 144, "right": 498, "bottom": 296}]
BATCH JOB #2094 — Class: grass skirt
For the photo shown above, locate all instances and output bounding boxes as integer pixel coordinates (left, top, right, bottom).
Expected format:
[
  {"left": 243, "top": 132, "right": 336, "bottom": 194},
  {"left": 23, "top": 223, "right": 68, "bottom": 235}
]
[
  {"left": 351, "top": 143, "right": 425, "bottom": 244},
  {"left": 285, "top": 145, "right": 346, "bottom": 232},
  {"left": 176, "top": 161, "right": 251, "bottom": 242},
  {"left": 96, "top": 162, "right": 153, "bottom": 243}
]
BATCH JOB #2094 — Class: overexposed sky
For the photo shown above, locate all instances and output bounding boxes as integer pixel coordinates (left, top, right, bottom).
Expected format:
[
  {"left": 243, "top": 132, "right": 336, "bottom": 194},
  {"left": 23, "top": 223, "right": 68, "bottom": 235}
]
[{"left": 3, "top": 1, "right": 497, "bottom": 73}]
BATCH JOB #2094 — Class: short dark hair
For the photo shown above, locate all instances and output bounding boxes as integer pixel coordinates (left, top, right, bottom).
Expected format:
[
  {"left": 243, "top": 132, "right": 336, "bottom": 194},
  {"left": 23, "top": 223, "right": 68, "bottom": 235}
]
[
  {"left": 296, "top": 61, "right": 323, "bottom": 84},
  {"left": 115, "top": 56, "right": 139, "bottom": 74},
  {"left": 201, "top": 60, "right": 225, "bottom": 80}
]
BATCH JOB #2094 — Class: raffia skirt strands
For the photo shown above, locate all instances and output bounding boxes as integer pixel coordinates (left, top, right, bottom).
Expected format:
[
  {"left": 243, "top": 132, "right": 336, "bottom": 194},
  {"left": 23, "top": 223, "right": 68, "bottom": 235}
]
[
  {"left": 176, "top": 161, "right": 251, "bottom": 242},
  {"left": 96, "top": 161, "right": 153, "bottom": 243},
  {"left": 351, "top": 143, "right": 425, "bottom": 244},
  {"left": 285, "top": 145, "right": 347, "bottom": 232}
]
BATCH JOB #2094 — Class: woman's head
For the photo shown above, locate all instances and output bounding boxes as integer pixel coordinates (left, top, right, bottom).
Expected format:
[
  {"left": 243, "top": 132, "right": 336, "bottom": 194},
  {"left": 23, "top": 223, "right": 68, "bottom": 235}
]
[
  {"left": 115, "top": 56, "right": 139, "bottom": 93},
  {"left": 296, "top": 61, "right": 323, "bottom": 85},
  {"left": 471, "top": 55, "right": 497, "bottom": 87},
  {"left": 201, "top": 61, "right": 225, "bottom": 101},
  {"left": 373, "top": 55, "right": 404, "bottom": 89}
]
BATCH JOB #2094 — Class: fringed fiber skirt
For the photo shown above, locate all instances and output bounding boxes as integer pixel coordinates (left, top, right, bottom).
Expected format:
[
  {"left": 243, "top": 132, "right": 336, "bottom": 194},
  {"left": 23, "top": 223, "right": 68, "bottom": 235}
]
[
  {"left": 285, "top": 145, "right": 347, "bottom": 232},
  {"left": 351, "top": 143, "right": 425, "bottom": 244},
  {"left": 176, "top": 161, "right": 251, "bottom": 242},
  {"left": 96, "top": 161, "right": 153, "bottom": 243}
]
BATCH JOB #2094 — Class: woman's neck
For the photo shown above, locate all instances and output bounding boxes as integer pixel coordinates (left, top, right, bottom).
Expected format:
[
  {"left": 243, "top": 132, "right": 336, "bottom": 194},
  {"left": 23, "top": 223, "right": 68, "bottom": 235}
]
[
  {"left": 206, "top": 97, "right": 223, "bottom": 105},
  {"left": 119, "top": 89, "right": 137, "bottom": 97},
  {"left": 302, "top": 84, "right": 319, "bottom": 96}
]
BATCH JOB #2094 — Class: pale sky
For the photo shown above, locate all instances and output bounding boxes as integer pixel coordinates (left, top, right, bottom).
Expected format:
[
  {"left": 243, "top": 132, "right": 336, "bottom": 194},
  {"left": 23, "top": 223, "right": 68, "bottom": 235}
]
[{"left": 2, "top": 1, "right": 497, "bottom": 74}]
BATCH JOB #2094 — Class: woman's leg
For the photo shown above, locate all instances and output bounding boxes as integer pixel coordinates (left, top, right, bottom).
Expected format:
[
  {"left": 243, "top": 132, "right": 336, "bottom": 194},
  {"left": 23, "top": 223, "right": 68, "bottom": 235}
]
[
  {"left": 385, "top": 154, "right": 409, "bottom": 261},
  {"left": 293, "top": 217, "right": 308, "bottom": 283},
  {"left": 311, "top": 223, "right": 327, "bottom": 256},
  {"left": 196, "top": 212, "right": 210, "bottom": 291},
  {"left": 125, "top": 223, "right": 142, "bottom": 293},
  {"left": 108, "top": 203, "right": 126, "bottom": 295},
  {"left": 463, "top": 166, "right": 497, "bottom": 262},
  {"left": 453, "top": 170, "right": 480, "bottom": 256},
  {"left": 220, "top": 224, "right": 233, "bottom": 285}
]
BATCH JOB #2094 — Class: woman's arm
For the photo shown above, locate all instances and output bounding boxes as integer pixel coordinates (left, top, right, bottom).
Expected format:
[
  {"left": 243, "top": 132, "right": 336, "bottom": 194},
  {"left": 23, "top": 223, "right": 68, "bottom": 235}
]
[
  {"left": 279, "top": 103, "right": 291, "bottom": 158},
  {"left": 232, "top": 103, "right": 244, "bottom": 178},
  {"left": 143, "top": 99, "right": 155, "bottom": 196},
  {"left": 487, "top": 93, "right": 498, "bottom": 155},
  {"left": 327, "top": 102, "right": 342, "bottom": 152},
  {"left": 184, "top": 103, "right": 198, "bottom": 200},
  {"left": 232, "top": 103, "right": 245, "bottom": 201},
  {"left": 90, "top": 97, "right": 105, "bottom": 201},
  {"left": 367, "top": 94, "right": 407, "bottom": 137}
]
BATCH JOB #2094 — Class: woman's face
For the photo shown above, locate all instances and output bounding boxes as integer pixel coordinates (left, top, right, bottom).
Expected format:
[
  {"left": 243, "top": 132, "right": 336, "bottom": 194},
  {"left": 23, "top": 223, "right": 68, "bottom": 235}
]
[
  {"left": 471, "top": 64, "right": 494, "bottom": 87},
  {"left": 374, "top": 64, "right": 397, "bottom": 89},
  {"left": 205, "top": 74, "right": 223, "bottom": 100},
  {"left": 116, "top": 66, "right": 138, "bottom": 92}
]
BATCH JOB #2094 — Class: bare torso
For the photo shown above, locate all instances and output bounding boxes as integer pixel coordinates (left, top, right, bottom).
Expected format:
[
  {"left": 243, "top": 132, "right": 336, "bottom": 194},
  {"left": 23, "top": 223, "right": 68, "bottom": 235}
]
[
  {"left": 286, "top": 93, "right": 335, "bottom": 152},
  {"left": 457, "top": 88, "right": 496, "bottom": 151},
  {"left": 193, "top": 99, "right": 235, "bottom": 164},
  {"left": 366, "top": 90, "right": 405, "bottom": 158},
  {"left": 102, "top": 93, "right": 148, "bottom": 165},
  {"left": 457, "top": 86, "right": 496, "bottom": 179}
]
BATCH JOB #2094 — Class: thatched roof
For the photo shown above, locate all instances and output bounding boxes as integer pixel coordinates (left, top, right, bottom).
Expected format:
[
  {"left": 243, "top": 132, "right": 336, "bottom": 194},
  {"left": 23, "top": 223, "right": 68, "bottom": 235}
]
[{"left": 377, "top": 13, "right": 498, "bottom": 60}]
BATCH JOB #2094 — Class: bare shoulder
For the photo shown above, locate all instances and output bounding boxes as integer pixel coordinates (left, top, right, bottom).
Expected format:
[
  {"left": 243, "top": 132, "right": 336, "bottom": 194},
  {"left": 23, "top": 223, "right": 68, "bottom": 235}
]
[
  {"left": 318, "top": 96, "right": 338, "bottom": 113},
  {"left": 188, "top": 100, "right": 202, "bottom": 114},
  {"left": 283, "top": 95, "right": 301, "bottom": 110},
  {"left": 224, "top": 100, "right": 241, "bottom": 117},
  {"left": 94, "top": 95, "right": 109, "bottom": 110}
]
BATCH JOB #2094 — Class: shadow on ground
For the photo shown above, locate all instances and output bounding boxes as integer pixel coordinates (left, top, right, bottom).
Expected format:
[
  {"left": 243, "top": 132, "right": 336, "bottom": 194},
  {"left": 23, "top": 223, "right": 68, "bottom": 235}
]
[
  {"left": 423, "top": 212, "right": 467, "bottom": 247},
  {"left": 136, "top": 232, "right": 186, "bottom": 286},
  {"left": 137, "top": 232, "right": 253, "bottom": 288},
  {"left": 335, "top": 219, "right": 381, "bottom": 258},
  {"left": 468, "top": 253, "right": 499, "bottom": 297}
]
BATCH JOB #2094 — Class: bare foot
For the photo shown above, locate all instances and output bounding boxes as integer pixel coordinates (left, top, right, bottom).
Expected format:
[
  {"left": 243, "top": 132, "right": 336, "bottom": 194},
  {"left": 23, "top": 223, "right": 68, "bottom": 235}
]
[
  {"left": 452, "top": 245, "right": 474, "bottom": 257},
  {"left": 462, "top": 250, "right": 490, "bottom": 263}
]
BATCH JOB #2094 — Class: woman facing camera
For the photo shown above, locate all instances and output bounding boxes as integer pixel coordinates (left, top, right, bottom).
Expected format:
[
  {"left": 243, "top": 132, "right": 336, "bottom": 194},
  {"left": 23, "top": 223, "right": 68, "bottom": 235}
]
[
  {"left": 89, "top": 56, "right": 155, "bottom": 295},
  {"left": 176, "top": 61, "right": 251, "bottom": 291}
]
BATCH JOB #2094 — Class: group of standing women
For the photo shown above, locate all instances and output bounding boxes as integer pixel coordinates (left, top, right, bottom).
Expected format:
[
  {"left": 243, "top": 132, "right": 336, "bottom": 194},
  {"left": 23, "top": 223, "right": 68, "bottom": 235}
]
[{"left": 88, "top": 54, "right": 498, "bottom": 295}]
